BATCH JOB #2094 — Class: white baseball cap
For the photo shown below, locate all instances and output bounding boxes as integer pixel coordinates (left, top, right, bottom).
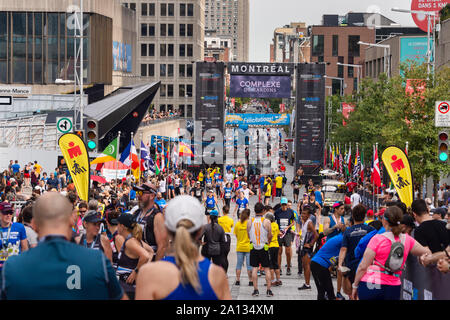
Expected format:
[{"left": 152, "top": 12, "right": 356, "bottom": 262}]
[{"left": 164, "top": 195, "right": 207, "bottom": 233}]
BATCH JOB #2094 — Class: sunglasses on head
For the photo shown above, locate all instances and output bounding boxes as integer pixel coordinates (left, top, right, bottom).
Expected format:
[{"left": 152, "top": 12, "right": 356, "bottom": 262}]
[{"left": 1, "top": 211, "right": 13, "bottom": 215}]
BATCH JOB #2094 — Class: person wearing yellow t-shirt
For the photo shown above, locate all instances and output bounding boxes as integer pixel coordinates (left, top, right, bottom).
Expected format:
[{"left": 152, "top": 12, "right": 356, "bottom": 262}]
[
  {"left": 264, "top": 178, "right": 272, "bottom": 205},
  {"left": 33, "top": 161, "right": 42, "bottom": 175},
  {"left": 218, "top": 205, "right": 234, "bottom": 273},
  {"left": 265, "top": 212, "right": 282, "bottom": 286},
  {"left": 233, "top": 208, "right": 252, "bottom": 286},
  {"left": 198, "top": 171, "right": 204, "bottom": 187},
  {"left": 275, "top": 175, "right": 283, "bottom": 199}
]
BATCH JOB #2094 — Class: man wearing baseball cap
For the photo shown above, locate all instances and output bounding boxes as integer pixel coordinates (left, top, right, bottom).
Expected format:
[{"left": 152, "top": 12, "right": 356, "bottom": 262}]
[
  {"left": 132, "top": 182, "right": 167, "bottom": 261},
  {"left": 274, "top": 197, "right": 295, "bottom": 276},
  {"left": 135, "top": 195, "right": 230, "bottom": 300},
  {"left": 0, "top": 202, "right": 28, "bottom": 271}
]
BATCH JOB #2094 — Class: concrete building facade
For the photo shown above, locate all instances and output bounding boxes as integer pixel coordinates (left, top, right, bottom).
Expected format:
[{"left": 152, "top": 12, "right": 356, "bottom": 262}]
[
  {"left": 204, "top": 0, "right": 249, "bottom": 61},
  {"left": 122, "top": 0, "right": 204, "bottom": 117}
]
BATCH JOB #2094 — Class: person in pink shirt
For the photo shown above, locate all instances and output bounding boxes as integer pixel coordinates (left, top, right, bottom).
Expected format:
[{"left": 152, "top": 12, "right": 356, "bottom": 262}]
[{"left": 351, "top": 206, "right": 431, "bottom": 300}]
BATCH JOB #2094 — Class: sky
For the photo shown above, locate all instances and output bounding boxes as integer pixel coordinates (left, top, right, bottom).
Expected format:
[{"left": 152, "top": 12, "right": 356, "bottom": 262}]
[{"left": 249, "top": 0, "right": 418, "bottom": 62}]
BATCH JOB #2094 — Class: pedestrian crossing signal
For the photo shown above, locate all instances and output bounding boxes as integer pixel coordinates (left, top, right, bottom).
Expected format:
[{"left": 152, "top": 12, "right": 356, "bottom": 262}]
[{"left": 75, "top": 130, "right": 84, "bottom": 140}]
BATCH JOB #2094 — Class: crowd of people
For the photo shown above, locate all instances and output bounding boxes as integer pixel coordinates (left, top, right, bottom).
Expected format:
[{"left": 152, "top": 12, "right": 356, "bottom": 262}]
[
  {"left": 0, "top": 157, "right": 449, "bottom": 300},
  {"left": 141, "top": 109, "right": 181, "bottom": 125}
]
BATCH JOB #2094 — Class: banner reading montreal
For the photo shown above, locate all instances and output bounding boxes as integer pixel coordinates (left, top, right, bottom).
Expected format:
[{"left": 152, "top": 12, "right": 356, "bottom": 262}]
[
  {"left": 225, "top": 113, "right": 290, "bottom": 126},
  {"left": 230, "top": 75, "right": 291, "bottom": 98}
]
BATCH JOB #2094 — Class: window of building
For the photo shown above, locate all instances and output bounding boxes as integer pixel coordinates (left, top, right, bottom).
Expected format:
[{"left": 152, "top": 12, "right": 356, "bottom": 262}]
[
  {"left": 187, "top": 44, "right": 193, "bottom": 57},
  {"left": 141, "top": 23, "right": 148, "bottom": 36},
  {"left": 179, "top": 64, "right": 186, "bottom": 77},
  {"left": 149, "top": 63, "right": 155, "bottom": 76},
  {"left": 160, "top": 104, "right": 166, "bottom": 112},
  {"left": 331, "top": 79, "right": 341, "bottom": 95},
  {"left": 149, "top": 24, "right": 155, "bottom": 36},
  {"left": 129, "top": 3, "right": 136, "bottom": 11},
  {"left": 337, "top": 64, "right": 344, "bottom": 78},
  {"left": 179, "top": 104, "right": 185, "bottom": 117},
  {"left": 149, "top": 43, "right": 155, "bottom": 56},
  {"left": 168, "top": 64, "right": 174, "bottom": 77},
  {"left": 160, "top": 64, "right": 166, "bottom": 76},
  {"left": 187, "top": 24, "right": 193, "bottom": 37},
  {"left": 348, "top": 35, "right": 360, "bottom": 57},
  {"left": 180, "top": 4, "right": 186, "bottom": 16},
  {"left": 141, "top": 3, "right": 147, "bottom": 16},
  {"left": 168, "top": 4, "right": 174, "bottom": 16},
  {"left": 141, "top": 43, "right": 147, "bottom": 56},
  {"left": 180, "top": 24, "right": 186, "bottom": 36},
  {"left": 160, "top": 84, "right": 166, "bottom": 97},
  {"left": 168, "top": 24, "right": 174, "bottom": 36},
  {"left": 141, "top": 64, "right": 147, "bottom": 76},
  {"left": 187, "top": 4, "right": 194, "bottom": 16},
  {"left": 149, "top": 3, "right": 155, "bottom": 16},
  {"left": 312, "top": 35, "right": 324, "bottom": 56},
  {"left": 160, "top": 24, "right": 166, "bottom": 36},
  {"left": 348, "top": 66, "right": 354, "bottom": 78},
  {"left": 186, "top": 64, "right": 193, "bottom": 77},
  {"left": 186, "top": 84, "right": 193, "bottom": 97},
  {"left": 179, "top": 44, "right": 186, "bottom": 57},
  {"left": 179, "top": 84, "right": 186, "bottom": 97},
  {"left": 332, "top": 35, "right": 338, "bottom": 56},
  {"left": 168, "top": 84, "right": 174, "bottom": 97},
  {"left": 160, "top": 44, "right": 166, "bottom": 56},
  {"left": 187, "top": 105, "right": 193, "bottom": 117},
  {"left": 161, "top": 3, "right": 167, "bottom": 16}
]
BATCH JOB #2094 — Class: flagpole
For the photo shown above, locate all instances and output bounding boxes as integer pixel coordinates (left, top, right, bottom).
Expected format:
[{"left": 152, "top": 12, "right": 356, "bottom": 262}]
[
  {"left": 405, "top": 141, "right": 409, "bottom": 156},
  {"left": 131, "top": 131, "right": 135, "bottom": 184},
  {"left": 372, "top": 144, "right": 375, "bottom": 212},
  {"left": 139, "top": 132, "right": 143, "bottom": 184},
  {"left": 116, "top": 131, "right": 121, "bottom": 193}
]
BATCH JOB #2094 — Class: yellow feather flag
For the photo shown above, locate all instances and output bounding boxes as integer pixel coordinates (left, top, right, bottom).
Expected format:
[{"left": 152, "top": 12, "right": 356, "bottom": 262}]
[{"left": 59, "top": 133, "right": 90, "bottom": 201}]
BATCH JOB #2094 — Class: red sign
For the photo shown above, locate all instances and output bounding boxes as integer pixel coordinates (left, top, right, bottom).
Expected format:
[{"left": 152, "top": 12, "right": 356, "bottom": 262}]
[
  {"left": 279, "top": 103, "right": 285, "bottom": 113},
  {"left": 438, "top": 101, "right": 449, "bottom": 114},
  {"left": 411, "top": 0, "right": 448, "bottom": 33},
  {"left": 342, "top": 103, "right": 355, "bottom": 126}
]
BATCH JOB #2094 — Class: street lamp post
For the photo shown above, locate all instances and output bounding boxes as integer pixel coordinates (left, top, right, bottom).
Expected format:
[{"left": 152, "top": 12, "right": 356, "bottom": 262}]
[
  {"left": 324, "top": 75, "right": 345, "bottom": 96},
  {"left": 337, "top": 62, "right": 362, "bottom": 94},
  {"left": 325, "top": 86, "right": 332, "bottom": 144},
  {"left": 391, "top": 8, "right": 437, "bottom": 80},
  {"left": 358, "top": 41, "right": 391, "bottom": 78}
]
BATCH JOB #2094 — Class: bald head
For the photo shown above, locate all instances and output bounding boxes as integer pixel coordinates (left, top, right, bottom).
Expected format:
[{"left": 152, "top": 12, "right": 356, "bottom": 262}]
[{"left": 33, "top": 192, "right": 73, "bottom": 228}]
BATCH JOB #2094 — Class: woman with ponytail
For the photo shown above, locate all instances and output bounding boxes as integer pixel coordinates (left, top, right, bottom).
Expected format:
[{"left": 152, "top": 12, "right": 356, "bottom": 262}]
[
  {"left": 351, "top": 206, "right": 431, "bottom": 300},
  {"left": 135, "top": 195, "right": 231, "bottom": 300},
  {"left": 116, "top": 213, "right": 153, "bottom": 300}
]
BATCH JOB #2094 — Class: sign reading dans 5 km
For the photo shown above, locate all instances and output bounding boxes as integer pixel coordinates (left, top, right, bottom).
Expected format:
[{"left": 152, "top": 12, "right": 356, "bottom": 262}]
[{"left": 435, "top": 101, "right": 450, "bottom": 127}]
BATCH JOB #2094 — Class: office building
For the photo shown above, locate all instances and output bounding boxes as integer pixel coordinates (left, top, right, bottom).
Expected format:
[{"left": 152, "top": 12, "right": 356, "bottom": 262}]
[
  {"left": 271, "top": 22, "right": 310, "bottom": 63},
  {"left": 204, "top": 0, "right": 249, "bottom": 61},
  {"left": 122, "top": 0, "right": 204, "bottom": 117}
]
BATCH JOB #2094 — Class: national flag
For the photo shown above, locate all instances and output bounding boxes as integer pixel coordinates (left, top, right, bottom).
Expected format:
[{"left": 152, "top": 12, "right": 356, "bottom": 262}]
[
  {"left": 372, "top": 145, "right": 382, "bottom": 187},
  {"left": 360, "top": 149, "right": 364, "bottom": 182},
  {"left": 120, "top": 139, "right": 139, "bottom": 170},
  {"left": 353, "top": 146, "right": 360, "bottom": 180},
  {"left": 161, "top": 142, "right": 165, "bottom": 173},
  {"left": 91, "top": 138, "right": 118, "bottom": 164},
  {"left": 140, "top": 141, "right": 151, "bottom": 171},
  {"left": 347, "top": 144, "right": 352, "bottom": 177},
  {"left": 155, "top": 150, "right": 160, "bottom": 175},
  {"left": 339, "top": 152, "right": 343, "bottom": 175},
  {"left": 179, "top": 142, "right": 194, "bottom": 157}
]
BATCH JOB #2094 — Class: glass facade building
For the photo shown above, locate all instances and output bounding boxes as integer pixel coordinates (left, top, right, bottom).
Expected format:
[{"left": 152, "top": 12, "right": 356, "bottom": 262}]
[{"left": 0, "top": 12, "right": 89, "bottom": 84}]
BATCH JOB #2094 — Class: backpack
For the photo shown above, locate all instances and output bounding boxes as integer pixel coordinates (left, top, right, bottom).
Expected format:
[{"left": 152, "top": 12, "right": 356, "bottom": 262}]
[
  {"left": 374, "top": 232, "right": 406, "bottom": 274},
  {"left": 263, "top": 183, "right": 268, "bottom": 193}
]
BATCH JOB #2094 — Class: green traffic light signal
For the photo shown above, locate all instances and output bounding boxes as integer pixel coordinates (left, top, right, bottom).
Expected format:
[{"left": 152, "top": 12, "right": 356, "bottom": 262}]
[
  {"left": 87, "top": 140, "right": 97, "bottom": 150},
  {"left": 439, "top": 152, "right": 449, "bottom": 162}
]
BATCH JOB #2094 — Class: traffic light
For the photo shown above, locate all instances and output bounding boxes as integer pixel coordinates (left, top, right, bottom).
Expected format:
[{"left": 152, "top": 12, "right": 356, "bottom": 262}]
[
  {"left": 74, "top": 130, "right": 84, "bottom": 141},
  {"left": 86, "top": 119, "right": 98, "bottom": 152},
  {"left": 438, "top": 130, "right": 449, "bottom": 162}
]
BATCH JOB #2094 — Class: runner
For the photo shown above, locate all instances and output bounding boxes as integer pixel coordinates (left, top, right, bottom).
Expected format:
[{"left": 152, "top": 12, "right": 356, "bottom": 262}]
[
  {"left": 247, "top": 202, "right": 273, "bottom": 297},
  {"left": 135, "top": 195, "right": 231, "bottom": 300},
  {"left": 218, "top": 205, "right": 234, "bottom": 273},
  {"left": 190, "top": 181, "right": 204, "bottom": 202},
  {"left": 234, "top": 190, "right": 249, "bottom": 220},
  {"left": 275, "top": 197, "right": 295, "bottom": 276},
  {"left": 75, "top": 210, "right": 113, "bottom": 262},
  {"left": 204, "top": 189, "right": 218, "bottom": 222},
  {"left": 223, "top": 182, "right": 233, "bottom": 208},
  {"left": 266, "top": 212, "right": 282, "bottom": 287},
  {"left": 104, "top": 208, "right": 125, "bottom": 268},
  {"left": 116, "top": 212, "right": 153, "bottom": 300},
  {"left": 233, "top": 208, "right": 252, "bottom": 286},
  {"left": 291, "top": 173, "right": 302, "bottom": 203},
  {"left": 297, "top": 206, "right": 319, "bottom": 290},
  {"left": 201, "top": 209, "right": 226, "bottom": 268}
]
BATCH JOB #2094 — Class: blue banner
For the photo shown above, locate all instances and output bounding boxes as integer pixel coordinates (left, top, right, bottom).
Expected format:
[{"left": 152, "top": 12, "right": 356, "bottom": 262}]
[
  {"left": 400, "top": 37, "right": 433, "bottom": 64},
  {"left": 225, "top": 113, "right": 290, "bottom": 126},
  {"left": 230, "top": 75, "right": 291, "bottom": 98}
]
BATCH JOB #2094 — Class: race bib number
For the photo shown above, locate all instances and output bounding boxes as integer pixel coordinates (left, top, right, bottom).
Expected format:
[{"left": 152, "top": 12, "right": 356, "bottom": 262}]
[{"left": 280, "top": 218, "right": 289, "bottom": 229}]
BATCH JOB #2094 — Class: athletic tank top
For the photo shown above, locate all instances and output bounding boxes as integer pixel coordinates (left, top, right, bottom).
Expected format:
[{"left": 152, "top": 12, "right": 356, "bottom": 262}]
[
  {"left": 116, "top": 235, "right": 139, "bottom": 274},
  {"left": 249, "top": 216, "right": 268, "bottom": 250},
  {"left": 79, "top": 234, "right": 103, "bottom": 252},
  {"left": 206, "top": 196, "right": 215, "bottom": 208},
  {"left": 309, "top": 200, "right": 318, "bottom": 214},
  {"left": 224, "top": 187, "right": 232, "bottom": 199},
  {"left": 162, "top": 255, "right": 218, "bottom": 300},
  {"left": 328, "top": 215, "right": 345, "bottom": 240},
  {"left": 301, "top": 218, "right": 314, "bottom": 247}
]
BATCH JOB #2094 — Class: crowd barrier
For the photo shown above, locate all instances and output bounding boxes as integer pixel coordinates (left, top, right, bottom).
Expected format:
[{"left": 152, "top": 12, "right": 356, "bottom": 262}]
[
  {"left": 401, "top": 255, "right": 450, "bottom": 300},
  {"left": 358, "top": 190, "right": 382, "bottom": 212}
]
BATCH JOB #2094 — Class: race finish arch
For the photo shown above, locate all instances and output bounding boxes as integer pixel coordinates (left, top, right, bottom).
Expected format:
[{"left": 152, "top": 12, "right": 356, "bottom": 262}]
[{"left": 194, "top": 61, "right": 326, "bottom": 175}]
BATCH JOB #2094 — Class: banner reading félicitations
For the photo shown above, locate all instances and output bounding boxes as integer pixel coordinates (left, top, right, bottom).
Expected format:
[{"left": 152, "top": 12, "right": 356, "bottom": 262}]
[
  {"left": 58, "top": 133, "right": 90, "bottom": 201},
  {"left": 381, "top": 146, "right": 414, "bottom": 208}
]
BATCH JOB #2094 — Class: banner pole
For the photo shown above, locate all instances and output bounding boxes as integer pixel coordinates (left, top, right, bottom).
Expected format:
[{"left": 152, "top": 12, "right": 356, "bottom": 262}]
[{"left": 116, "top": 131, "right": 121, "bottom": 193}]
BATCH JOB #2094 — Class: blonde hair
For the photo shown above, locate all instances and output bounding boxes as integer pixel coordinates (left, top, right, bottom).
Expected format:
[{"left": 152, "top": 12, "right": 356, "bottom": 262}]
[
  {"left": 173, "top": 219, "right": 202, "bottom": 294},
  {"left": 130, "top": 223, "right": 143, "bottom": 242}
]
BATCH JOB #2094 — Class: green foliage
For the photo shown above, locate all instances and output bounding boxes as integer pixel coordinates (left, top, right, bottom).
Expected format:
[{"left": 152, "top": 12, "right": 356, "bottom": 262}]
[{"left": 329, "top": 63, "right": 450, "bottom": 183}]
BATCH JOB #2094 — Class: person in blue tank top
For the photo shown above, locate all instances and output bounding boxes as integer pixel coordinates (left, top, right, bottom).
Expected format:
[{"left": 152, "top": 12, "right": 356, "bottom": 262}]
[
  {"left": 323, "top": 202, "right": 346, "bottom": 240},
  {"left": 314, "top": 185, "right": 324, "bottom": 207},
  {"left": 135, "top": 195, "right": 231, "bottom": 300}
]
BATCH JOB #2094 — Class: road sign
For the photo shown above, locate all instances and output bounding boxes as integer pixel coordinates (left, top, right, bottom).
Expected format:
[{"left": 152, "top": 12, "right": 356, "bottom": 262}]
[
  {"left": 411, "top": 0, "right": 447, "bottom": 33},
  {"left": 57, "top": 117, "right": 73, "bottom": 134},
  {"left": 435, "top": 101, "right": 450, "bottom": 127}
]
